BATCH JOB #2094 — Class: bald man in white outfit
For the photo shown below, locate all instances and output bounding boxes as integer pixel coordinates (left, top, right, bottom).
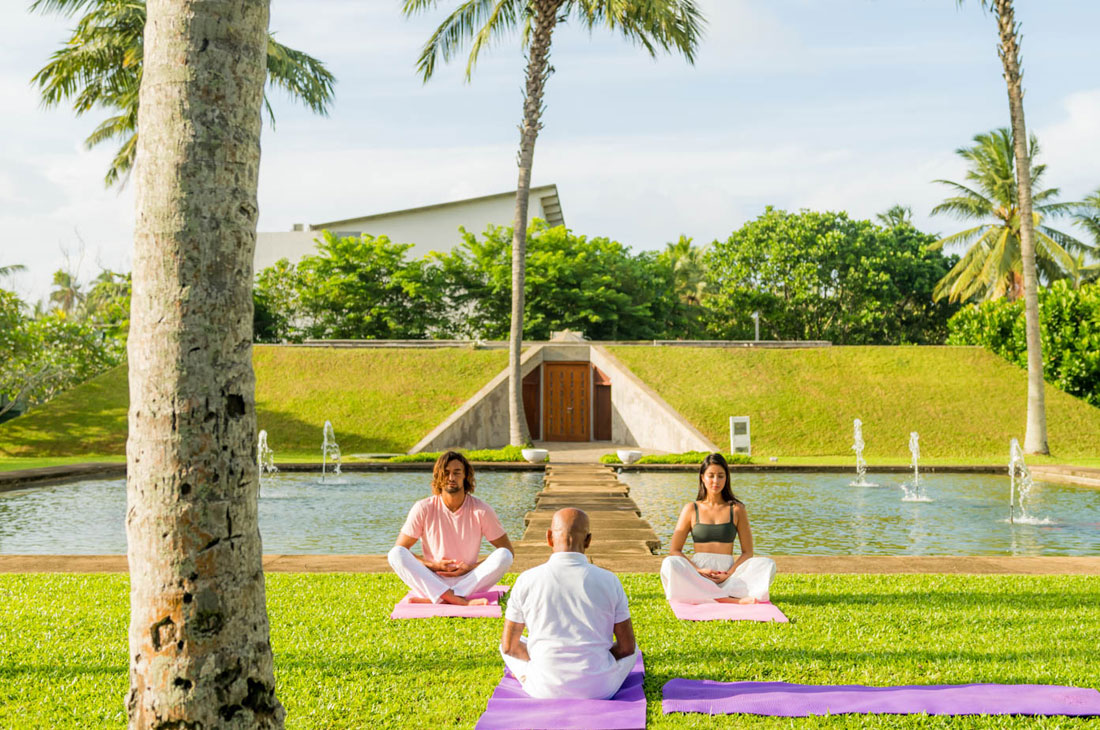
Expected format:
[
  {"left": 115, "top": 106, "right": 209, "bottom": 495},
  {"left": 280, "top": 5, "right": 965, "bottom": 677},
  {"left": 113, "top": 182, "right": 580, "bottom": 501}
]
[{"left": 500, "top": 508, "right": 637, "bottom": 700}]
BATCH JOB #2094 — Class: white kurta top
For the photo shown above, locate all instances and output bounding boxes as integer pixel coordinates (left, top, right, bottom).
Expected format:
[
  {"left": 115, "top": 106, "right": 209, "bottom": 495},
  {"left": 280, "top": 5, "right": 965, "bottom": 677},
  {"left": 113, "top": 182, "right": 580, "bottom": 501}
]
[{"left": 505, "top": 551, "right": 631, "bottom": 698}]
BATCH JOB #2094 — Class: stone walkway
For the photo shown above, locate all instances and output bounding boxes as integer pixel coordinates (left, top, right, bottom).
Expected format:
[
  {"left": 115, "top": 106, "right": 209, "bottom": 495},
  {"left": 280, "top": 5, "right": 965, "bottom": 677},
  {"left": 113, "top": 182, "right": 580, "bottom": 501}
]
[{"left": 511, "top": 463, "right": 661, "bottom": 570}]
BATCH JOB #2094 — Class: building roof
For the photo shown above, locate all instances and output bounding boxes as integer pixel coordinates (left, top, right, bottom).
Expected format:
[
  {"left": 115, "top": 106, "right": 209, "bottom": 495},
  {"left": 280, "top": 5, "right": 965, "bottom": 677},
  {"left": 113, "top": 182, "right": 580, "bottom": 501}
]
[{"left": 302, "top": 184, "right": 564, "bottom": 231}]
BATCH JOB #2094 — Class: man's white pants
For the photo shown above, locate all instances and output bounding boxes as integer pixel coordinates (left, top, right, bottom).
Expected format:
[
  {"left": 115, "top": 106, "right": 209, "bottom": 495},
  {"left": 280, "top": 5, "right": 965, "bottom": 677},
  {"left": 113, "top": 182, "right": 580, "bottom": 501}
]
[
  {"left": 660, "top": 553, "right": 776, "bottom": 603},
  {"left": 388, "top": 545, "right": 513, "bottom": 603},
  {"left": 499, "top": 640, "right": 636, "bottom": 699}
]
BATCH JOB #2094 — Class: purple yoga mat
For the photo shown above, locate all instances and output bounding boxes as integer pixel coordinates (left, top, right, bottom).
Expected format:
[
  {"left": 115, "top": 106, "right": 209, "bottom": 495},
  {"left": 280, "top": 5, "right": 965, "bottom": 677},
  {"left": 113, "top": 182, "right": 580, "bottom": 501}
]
[
  {"left": 389, "top": 585, "right": 508, "bottom": 619},
  {"left": 662, "top": 679, "right": 1100, "bottom": 717},
  {"left": 669, "top": 600, "right": 788, "bottom": 622},
  {"left": 475, "top": 652, "right": 646, "bottom": 730}
]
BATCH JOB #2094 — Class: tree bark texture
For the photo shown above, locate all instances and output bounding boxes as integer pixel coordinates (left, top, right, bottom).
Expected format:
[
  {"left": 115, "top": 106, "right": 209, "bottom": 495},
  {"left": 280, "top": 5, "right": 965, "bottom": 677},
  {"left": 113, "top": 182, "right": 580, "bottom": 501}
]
[
  {"left": 127, "top": 1, "right": 283, "bottom": 727},
  {"left": 994, "top": 0, "right": 1048, "bottom": 454},
  {"left": 508, "top": 0, "right": 563, "bottom": 446}
]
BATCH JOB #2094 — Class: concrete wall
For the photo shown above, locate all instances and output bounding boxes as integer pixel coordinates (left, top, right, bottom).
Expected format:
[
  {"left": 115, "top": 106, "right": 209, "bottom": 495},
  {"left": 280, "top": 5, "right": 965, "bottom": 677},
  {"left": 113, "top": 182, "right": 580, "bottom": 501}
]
[
  {"left": 589, "top": 346, "right": 717, "bottom": 453},
  {"left": 411, "top": 346, "right": 546, "bottom": 452},
  {"left": 410, "top": 343, "right": 718, "bottom": 453},
  {"left": 255, "top": 185, "right": 562, "bottom": 272}
]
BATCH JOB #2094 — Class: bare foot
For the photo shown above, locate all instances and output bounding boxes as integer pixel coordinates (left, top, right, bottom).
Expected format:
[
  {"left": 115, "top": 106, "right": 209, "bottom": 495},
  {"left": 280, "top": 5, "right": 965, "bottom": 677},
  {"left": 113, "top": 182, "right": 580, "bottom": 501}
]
[
  {"left": 437, "top": 590, "right": 489, "bottom": 606},
  {"left": 408, "top": 596, "right": 433, "bottom": 604},
  {"left": 737, "top": 596, "right": 759, "bottom": 605},
  {"left": 715, "top": 597, "right": 739, "bottom": 604}
]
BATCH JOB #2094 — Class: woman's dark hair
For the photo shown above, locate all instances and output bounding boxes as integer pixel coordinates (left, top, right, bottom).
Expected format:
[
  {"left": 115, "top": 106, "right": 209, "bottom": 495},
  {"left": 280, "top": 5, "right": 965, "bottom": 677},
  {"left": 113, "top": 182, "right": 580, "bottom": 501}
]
[{"left": 695, "top": 452, "right": 741, "bottom": 504}]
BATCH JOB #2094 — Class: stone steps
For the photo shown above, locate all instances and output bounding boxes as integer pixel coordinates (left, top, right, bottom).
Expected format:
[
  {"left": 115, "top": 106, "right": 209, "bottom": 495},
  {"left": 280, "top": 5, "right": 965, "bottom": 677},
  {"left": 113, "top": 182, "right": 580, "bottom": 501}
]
[{"left": 515, "top": 464, "right": 661, "bottom": 560}]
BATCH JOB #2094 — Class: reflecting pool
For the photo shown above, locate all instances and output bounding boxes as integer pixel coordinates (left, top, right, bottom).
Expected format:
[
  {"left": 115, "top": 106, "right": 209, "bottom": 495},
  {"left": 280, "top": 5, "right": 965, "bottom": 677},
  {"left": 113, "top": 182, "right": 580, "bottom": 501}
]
[
  {"left": 0, "top": 470, "right": 543, "bottom": 554},
  {"left": 619, "top": 471, "right": 1100, "bottom": 556}
]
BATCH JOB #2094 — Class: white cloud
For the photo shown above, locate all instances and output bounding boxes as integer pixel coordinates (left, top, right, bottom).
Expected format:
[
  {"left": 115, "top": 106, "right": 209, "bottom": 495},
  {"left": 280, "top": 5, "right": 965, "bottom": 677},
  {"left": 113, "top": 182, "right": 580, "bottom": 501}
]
[{"left": 1038, "top": 89, "right": 1100, "bottom": 198}]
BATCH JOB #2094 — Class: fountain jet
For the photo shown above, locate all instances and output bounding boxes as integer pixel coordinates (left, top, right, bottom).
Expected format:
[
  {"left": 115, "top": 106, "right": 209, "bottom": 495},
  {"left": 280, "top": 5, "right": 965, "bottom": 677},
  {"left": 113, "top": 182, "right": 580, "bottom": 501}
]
[
  {"left": 257, "top": 429, "right": 278, "bottom": 478},
  {"left": 850, "top": 418, "right": 878, "bottom": 487},
  {"left": 322, "top": 420, "right": 342, "bottom": 482}
]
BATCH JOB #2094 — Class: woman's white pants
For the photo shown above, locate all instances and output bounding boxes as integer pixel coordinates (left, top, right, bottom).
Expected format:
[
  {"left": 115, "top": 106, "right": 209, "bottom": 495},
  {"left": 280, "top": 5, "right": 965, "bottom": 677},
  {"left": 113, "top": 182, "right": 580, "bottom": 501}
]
[
  {"left": 388, "top": 545, "right": 513, "bottom": 603},
  {"left": 660, "top": 553, "right": 776, "bottom": 603}
]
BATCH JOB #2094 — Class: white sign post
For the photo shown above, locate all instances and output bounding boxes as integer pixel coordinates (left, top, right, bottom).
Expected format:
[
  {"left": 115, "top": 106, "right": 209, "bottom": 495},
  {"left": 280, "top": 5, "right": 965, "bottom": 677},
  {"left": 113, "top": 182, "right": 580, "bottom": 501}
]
[{"left": 729, "top": 416, "right": 751, "bottom": 456}]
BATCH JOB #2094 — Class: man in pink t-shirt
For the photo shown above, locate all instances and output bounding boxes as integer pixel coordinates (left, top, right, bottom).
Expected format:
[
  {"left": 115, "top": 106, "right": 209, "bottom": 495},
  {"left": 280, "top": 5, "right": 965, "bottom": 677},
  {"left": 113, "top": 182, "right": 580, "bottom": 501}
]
[{"left": 388, "top": 451, "right": 515, "bottom": 605}]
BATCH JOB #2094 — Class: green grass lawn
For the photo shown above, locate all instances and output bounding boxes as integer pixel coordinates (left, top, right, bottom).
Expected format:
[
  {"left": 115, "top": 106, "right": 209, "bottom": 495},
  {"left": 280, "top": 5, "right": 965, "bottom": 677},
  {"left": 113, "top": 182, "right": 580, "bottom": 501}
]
[
  {"left": 609, "top": 346, "right": 1100, "bottom": 462},
  {"left": 0, "top": 347, "right": 509, "bottom": 459},
  {"left": 2, "top": 572, "right": 1097, "bottom": 728}
]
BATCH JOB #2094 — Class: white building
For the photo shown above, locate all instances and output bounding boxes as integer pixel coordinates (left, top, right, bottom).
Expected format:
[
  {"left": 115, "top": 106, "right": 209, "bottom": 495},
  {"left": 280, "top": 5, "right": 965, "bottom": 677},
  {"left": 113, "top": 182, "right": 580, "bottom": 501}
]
[{"left": 255, "top": 184, "right": 564, "bottom": 271}]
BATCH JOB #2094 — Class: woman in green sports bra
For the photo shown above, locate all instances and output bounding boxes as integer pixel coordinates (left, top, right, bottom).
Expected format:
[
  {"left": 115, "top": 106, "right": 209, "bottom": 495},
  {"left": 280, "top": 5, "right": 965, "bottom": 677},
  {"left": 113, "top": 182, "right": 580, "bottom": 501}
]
[{"left": 659, "top": 453, "right": 777, "bottom": 604}]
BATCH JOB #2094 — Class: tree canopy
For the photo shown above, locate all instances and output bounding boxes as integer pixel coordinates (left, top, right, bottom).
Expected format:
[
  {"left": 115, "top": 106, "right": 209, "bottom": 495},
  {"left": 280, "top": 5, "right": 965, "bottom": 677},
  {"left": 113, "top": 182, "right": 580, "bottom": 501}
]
[{"left": 704, "top": 207, "right": 960, "bottom": 345}]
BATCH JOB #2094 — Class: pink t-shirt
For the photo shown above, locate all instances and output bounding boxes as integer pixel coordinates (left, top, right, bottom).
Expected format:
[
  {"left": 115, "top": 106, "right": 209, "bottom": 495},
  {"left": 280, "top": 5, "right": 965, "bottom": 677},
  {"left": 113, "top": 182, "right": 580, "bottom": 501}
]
[{"left": 400, "top": 494, "right": 506, "bottom": 565}]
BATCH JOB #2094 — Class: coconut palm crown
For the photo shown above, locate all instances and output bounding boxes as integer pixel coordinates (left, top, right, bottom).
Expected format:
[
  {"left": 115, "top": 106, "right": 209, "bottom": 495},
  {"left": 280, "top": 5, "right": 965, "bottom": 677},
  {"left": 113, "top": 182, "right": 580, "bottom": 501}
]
[
  {"left": 929, "top": 128, "right": 1090, "bottom": 302},
  {"left": 403, "top": 0, "right": 704, "bottom": 446},
  {"left": 31, "top": 0, "right": 335, "bottom": 187}
]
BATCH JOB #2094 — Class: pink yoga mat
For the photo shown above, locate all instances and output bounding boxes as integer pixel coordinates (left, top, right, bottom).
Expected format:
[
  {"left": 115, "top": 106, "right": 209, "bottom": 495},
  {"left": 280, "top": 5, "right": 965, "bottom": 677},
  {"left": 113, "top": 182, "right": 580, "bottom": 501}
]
[
  {"left": 389, "top": 585, "right": 508, "bottom": 619},
  {"left": 662, "top": 679, "right": 1100, "bottom": 717},
  {"left": 475, "top": 652, "right": 646, "bottom": 730},
  {"left": 669, "top": 600, "right": 788, "bottom": 622}
]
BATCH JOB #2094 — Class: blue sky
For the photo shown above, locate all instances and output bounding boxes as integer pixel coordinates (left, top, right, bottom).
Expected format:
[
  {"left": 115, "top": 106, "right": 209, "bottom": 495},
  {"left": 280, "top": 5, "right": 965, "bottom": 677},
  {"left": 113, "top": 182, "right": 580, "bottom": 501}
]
[{"left": 3, "top": 0, "right": 1099, "bottom": 305}]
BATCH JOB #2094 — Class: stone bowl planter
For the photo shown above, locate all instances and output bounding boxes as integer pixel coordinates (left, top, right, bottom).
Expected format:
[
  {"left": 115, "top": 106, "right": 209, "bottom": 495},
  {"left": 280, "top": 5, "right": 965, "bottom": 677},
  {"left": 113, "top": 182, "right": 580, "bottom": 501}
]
[
  {"left": 522, "top": 448, "right": 549, "bottom": 464},
  {"left": 617, "top": 449, "right": 643, "bottom": 465}
]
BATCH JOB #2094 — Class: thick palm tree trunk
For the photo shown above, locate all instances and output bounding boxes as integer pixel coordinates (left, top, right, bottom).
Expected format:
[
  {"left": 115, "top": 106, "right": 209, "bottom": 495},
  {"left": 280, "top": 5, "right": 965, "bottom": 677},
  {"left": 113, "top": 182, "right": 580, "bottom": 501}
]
[
  {"left": 994, "top": 0, "right": 1048, "bottom": 454},
  {"left": 127, "top": 0, "right": 283, "bottom": 727},
  {"left": 508, "top": 0, "right": 564, "bottom": 446}
]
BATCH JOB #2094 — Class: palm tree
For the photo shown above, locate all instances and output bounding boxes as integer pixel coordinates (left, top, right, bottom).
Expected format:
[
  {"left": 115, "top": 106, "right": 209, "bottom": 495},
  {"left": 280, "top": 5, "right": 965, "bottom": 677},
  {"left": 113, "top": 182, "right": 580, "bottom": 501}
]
[
  {"left": 48, "top": 269, "right": 85, "bottom": 314},
  {"left": 31, "top": 0, "right": 335, "bottom": 187},
  {"left": 404, "top": 0, "right": 704, "bottom": 446},
  {"left": 127, "top": 0, "right": 282, "bottom": 724},
  {"left": 661, "top": 235, "right": 708, "bottom": 306},
  {"left": 929, "top": 129, "right": 1088, "bottom": 302},
  {"left": 0, "top": 264, "right": 27, "bottom": 278},
  {"left": 959, "top": 0, "right": 1048, "bottom": 453},
  {"left": 875, "top": 204, "right": 913, "bottom": 228}
]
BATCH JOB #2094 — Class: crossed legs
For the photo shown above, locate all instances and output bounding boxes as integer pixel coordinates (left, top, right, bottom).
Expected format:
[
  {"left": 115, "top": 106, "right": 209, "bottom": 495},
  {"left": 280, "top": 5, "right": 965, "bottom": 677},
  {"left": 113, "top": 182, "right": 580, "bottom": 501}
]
[
  {"left": 661, "top": 553, "right": 777, "bottom": 604},
  {"left": 388, "top": 545, "right": 513, "bottom": 604}
]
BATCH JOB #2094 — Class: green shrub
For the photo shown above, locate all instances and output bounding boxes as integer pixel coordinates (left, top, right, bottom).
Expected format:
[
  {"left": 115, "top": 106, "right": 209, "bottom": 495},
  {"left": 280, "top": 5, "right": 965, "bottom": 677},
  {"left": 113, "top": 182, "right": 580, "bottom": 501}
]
[
  {"left": 947, "top": 281, "right": 1100, "bottom": 406},
  {"left": 389, "top": 445, "right": 529, "bottom": 463},
  {"left": 601, "top": 451, "right": 753, "bottom": 465}
]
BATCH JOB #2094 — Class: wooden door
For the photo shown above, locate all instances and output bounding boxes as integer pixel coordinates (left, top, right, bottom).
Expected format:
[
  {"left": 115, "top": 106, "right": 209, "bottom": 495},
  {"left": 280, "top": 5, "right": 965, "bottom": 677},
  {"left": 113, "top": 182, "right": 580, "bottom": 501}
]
[
  {"left": 522, "top": 367, "right": 541, "bottom": 440},
  {"left": 543, "top": 363, "right": 590, "bottom": 441}
]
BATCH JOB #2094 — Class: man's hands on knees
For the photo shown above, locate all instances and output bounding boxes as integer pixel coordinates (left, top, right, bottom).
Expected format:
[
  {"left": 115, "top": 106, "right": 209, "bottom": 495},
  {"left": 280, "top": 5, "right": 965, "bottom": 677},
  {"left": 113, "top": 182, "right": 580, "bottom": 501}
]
[
  {"left": 501, "top": 620, "right": 530, "bottom": 661},
  {"left": 609, "top": 618, "right": 636, "bottom": 660}
]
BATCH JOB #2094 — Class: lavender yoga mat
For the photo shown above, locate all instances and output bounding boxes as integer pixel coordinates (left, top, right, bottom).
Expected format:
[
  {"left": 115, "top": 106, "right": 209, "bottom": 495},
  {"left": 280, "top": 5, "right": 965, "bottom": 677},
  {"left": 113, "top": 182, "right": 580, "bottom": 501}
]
[
  {"left": 389, "top": 585, "right": 508, "bottom": 619},
  {"left": 669, "top": 600, "right": 788, "bottom": 622},
  {"left": 662, "top": 679, "right": 1100, "bottom": 717},
  {"left": 475, "top": 652, "right": 646, "bottom": 730}
]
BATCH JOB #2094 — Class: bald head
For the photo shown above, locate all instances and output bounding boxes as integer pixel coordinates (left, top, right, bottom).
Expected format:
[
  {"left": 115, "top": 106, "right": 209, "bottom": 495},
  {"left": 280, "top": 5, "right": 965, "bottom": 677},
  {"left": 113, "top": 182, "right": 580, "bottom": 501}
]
[{"left": 547, "top": 508, "right": 591, "bottom": 553}]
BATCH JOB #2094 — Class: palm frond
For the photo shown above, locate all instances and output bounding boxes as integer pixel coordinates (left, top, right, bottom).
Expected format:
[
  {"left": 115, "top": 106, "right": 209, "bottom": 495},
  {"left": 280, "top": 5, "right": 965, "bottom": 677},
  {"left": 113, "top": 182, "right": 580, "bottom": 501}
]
[
  {"left": 570, "top": 0, "right": 705, "bottom": 62},
  {"left": 1035, "top": 229, "right": 1083, "bottom": 274},
  {"left": 928, "top": 223, "right": 990, "bottom": 252},
  {"left": 265, "top": 36, "right": 336, "bottom": 118},
  {"left": 405, "top": 0, "right": 519, "bottom": 82},
  {"left": 931, "top": 179, "right": 993, "bottom": 217}
]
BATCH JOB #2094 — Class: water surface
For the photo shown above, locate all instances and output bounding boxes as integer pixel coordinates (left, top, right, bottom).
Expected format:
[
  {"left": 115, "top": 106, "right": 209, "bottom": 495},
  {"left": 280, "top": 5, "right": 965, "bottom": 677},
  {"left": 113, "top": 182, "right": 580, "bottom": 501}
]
[
  {"left": 0, "top": 470, "right": 542, "bottom": 554},
  {"left": 619, "top": 471, "right": 1100, "bottom": 556}
]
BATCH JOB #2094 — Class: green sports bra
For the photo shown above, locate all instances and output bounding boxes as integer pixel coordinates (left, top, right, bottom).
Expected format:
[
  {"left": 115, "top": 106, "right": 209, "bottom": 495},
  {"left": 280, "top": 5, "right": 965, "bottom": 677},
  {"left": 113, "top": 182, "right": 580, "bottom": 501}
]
[{"left": 691, "top": 502, "right": 736, "bottom": 543}]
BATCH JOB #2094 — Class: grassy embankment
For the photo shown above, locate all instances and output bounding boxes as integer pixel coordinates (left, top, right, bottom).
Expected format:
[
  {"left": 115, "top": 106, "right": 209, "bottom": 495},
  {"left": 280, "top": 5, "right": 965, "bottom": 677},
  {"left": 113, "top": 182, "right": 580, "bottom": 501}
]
[
  {"left": 1, "top": 572, "right": 1097, "bottom": 729},
  {"left": 0, "top": 346, "right": 508, "bottom": 469},
  {"left": 609, "top": 346, "right": 1100, "bottom": 466},
  {"left": 3, "top": 345, "right": 1099, "bottom": 470}
]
